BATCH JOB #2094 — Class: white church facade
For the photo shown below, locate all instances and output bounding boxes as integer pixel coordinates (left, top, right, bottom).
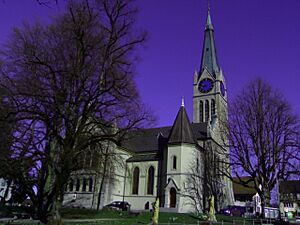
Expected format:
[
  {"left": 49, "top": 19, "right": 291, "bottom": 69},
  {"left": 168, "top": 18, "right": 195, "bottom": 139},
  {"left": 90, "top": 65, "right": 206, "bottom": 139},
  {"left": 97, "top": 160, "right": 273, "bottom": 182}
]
[{"left": 63, "top": 10, "right": 234, "bottom": 213}]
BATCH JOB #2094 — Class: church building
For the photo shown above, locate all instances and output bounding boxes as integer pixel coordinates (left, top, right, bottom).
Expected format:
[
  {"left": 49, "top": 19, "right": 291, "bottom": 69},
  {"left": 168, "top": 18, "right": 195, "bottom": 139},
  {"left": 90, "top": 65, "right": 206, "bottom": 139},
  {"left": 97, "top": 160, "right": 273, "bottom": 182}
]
[{"left": 63, "top": 10, "right": 234, "bottom": 213}]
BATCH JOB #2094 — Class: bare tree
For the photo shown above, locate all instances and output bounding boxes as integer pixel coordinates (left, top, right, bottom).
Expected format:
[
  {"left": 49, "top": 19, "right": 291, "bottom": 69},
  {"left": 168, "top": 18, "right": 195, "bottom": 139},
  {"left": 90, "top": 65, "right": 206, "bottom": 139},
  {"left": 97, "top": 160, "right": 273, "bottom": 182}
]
[
  {"left": 203, "top": 141, "right": 228, "bottom": 213},
  {"left": 222, "top": 78, "right": 300, "bottom": 217},
  {"left": 184, "top": 150, "right": 204, "bottom": 214},
  {"left": 88, "top": 141, "right": 125, "bottom": 210},
  {"left": 184, "top": 142, "right": 229, "bottom": 214},
  {"left": 0, "top": 87, "right": 16, "bottom": 206},
  {"left": 0, "top": 0, "right": 153, "bottom": 224}
]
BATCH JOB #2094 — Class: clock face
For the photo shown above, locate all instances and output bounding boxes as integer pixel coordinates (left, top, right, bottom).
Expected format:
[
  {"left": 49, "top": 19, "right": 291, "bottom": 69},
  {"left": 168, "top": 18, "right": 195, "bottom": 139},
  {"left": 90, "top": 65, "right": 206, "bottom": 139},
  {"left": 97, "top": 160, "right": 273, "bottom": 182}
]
[
  {"left": 220, "top": 81, "right": 226, "bottom": 96},
  {"left": 198, "top": 78, "right": 214, "bottom": 93}
]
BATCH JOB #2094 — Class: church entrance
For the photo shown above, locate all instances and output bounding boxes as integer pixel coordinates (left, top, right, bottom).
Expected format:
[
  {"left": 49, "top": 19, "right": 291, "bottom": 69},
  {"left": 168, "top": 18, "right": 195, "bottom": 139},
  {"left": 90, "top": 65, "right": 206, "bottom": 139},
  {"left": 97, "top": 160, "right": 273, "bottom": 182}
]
[{"left": 169, "top": 188, "right": 176, "bottom": 208}]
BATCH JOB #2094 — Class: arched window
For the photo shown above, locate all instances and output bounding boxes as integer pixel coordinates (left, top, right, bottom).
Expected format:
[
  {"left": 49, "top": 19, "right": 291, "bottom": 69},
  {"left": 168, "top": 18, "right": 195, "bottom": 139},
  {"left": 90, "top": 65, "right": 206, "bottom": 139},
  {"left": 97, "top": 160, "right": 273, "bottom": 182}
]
[
  {"left": 89, "top": 177, "right": 93, "bottom": 192},
  {"left": 199, "top": 101, "right": 204, "bottom": 122},
  {"left": 69, "top": 178, "right": 74, "bottom": 192},
  {"left": 172, "top": 156, "right": 177, "bottom": 170},
  {"left": 76, "top": 178, "right": 80, "bottom": 191},
  {"left": 132, "top": 167, "right": 140, "bottom": 194},
  {"left": 211, "top": 99, "right": 216, "bottom": 116},
  {"left": 205, "top": 100, "right": 210, "bottom": 122},
  {"left": 82, "top": 177, "right": 87, "bottom": 192},
  {"left": 147, "top": 166, "right": 155, "bottom": 195}
]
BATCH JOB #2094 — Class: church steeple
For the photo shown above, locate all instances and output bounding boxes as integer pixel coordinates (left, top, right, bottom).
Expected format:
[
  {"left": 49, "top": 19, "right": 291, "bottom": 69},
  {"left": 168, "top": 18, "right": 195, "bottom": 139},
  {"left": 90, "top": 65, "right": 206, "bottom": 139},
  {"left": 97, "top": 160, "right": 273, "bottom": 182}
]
[
  {"left": 193, "top": 9, "right": 227, "bottom": 125},
  {"left": 205, "top": 9, "right": 214, "bottom": 30},
  {"left": 200, "top": 9, "right": 219, "bottom": 78}
]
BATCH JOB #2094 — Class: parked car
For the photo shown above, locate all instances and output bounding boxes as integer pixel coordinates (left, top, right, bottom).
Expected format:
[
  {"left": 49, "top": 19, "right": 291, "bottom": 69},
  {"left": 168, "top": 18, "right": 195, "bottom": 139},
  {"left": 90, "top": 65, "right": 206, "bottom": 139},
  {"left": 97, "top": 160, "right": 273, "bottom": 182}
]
[
  {"left": 220, "top": 205, "right": 246, "bottom": 217},
  {"left": 103, "top": 201, "right": 130, "bottom": 211}
]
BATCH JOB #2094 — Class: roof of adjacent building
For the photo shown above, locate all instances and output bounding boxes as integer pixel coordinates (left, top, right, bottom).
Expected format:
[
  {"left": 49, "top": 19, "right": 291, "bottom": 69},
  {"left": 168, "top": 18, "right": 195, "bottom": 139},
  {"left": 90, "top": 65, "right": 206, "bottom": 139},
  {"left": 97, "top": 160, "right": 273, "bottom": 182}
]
[
  {"left": 279, "top": 180, "right": 300, "bottom": 194},
  {"left": 232, "top": 177, "right": 257, "bottom": 196}
]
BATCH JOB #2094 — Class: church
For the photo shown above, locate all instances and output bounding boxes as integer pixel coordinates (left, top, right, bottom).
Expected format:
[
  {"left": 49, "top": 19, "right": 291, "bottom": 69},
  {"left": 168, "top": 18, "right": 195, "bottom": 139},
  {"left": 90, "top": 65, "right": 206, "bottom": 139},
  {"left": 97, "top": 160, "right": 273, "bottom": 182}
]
[{"left": 63, "top": 10, "right": 234, "bottom": 213}]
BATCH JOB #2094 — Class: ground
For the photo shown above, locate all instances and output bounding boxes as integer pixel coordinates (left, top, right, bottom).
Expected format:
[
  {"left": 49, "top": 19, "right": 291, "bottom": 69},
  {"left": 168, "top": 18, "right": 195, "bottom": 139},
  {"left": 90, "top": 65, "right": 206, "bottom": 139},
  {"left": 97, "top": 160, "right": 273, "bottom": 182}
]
[{"left": 0, "top": 207, "right": 290, "bottom": 224}]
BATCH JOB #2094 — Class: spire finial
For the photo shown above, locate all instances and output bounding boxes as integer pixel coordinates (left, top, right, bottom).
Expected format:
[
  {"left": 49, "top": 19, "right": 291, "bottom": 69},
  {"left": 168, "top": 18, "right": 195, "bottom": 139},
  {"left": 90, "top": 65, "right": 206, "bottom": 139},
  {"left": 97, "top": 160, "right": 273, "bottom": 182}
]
[
  {"left": 181, "top": 97, "right": 185, "bottom": 107},
  {"left": 206, "top": 2, "right": 213, "bottom": 30}
]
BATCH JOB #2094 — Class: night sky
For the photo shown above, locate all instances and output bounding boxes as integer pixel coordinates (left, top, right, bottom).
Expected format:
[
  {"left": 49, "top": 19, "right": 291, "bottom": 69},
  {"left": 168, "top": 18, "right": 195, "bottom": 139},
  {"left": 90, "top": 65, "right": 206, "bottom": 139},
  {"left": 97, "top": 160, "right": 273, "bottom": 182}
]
[{"left": 1, "top": 0, "right": 300, "bottom": 127}]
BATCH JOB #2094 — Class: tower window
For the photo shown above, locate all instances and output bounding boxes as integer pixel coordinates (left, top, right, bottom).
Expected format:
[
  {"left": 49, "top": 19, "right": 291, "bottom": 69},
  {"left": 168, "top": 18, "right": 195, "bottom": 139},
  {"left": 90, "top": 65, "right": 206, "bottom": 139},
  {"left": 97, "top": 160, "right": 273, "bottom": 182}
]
[
  {"left": 211, "top": 99, "right": 216, "bottom": 116},
  {"left": 199, "top": 101, "right": 204, "bottom": 122},
  {"left": 205, "top": 100, "right": 210, "bottom": 122},
  {"left": 132, "top": 167, "right": 140, "bottom": 194},
  {"left": 147, "top": 166, "right": 155, "bottom": 195},
  {"left": 172, "top": 156, "right": 177, "bottom": 170}
]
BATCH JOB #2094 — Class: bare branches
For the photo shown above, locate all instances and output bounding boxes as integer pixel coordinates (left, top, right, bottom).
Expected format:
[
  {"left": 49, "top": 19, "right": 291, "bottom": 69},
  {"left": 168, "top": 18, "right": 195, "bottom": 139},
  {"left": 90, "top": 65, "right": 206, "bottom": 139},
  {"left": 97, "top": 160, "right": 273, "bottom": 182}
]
[
  {"left": 0, "top": 0, "right": 152, "bottom": 223},
  {"left": 225, "top": 78, "right": 300, "bottom": 215}
]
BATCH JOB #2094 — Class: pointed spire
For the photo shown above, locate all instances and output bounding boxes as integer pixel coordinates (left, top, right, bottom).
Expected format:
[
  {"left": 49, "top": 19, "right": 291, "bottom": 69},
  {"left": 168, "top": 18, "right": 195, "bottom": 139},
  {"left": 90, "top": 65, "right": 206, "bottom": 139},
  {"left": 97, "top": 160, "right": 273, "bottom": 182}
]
[
  {"left": 181, "top": 97, "right": 185, "bottom": 107},
  {"left": 168, "top": 102, "right": 196, "bottom": 144},
  {"left": 199, "top": 8, "right": 219, "bottom": 78},
  {"left": 206, "top": 7, "right": 214, "bottom": 30}
]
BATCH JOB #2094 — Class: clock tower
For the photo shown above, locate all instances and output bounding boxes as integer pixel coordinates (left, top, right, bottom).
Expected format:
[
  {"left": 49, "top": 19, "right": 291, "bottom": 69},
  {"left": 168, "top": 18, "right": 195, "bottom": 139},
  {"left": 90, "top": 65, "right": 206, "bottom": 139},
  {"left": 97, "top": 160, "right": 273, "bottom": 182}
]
[
  {"left": 193, "top": 10, "right": 227, "bottom": 127},
  {"left": 192, "top": 10, "right": 234, "bottom": 209}
]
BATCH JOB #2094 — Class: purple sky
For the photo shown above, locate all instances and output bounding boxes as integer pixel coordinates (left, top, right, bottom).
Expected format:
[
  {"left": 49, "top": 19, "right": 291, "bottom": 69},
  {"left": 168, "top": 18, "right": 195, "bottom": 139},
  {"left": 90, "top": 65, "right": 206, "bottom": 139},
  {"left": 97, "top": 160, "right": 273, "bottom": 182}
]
[{"left": 1, "top": 0, "right": 300, "bottom": 127}]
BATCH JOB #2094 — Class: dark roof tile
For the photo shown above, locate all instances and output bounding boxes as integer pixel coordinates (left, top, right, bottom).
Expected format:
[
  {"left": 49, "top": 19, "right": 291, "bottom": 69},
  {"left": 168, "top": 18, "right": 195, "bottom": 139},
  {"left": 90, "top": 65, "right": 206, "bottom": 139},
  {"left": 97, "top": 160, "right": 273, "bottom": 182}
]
[
  {"left": 126, "top": 153, "right": 159, "bottom": 162},
  {"left": 121, "top": 123, "right": 208, "bottom": 153},
  {"left": 168, "top": 105, "right": 196, "bottom": 144}
]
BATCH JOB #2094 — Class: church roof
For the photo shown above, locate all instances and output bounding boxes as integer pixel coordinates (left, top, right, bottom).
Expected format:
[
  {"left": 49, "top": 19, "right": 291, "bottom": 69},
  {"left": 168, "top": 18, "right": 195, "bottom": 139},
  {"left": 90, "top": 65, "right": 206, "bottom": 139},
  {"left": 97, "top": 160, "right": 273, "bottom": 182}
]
[
  {"left": 121, "top": 123, "right": 208, "bottom": 153},
  {"left": 126, "top": 153, "right": 159, "bottom": 162},
  {"left": 122, "top": 126, "right": 171, "bottom": 153},
  {"left": 199, "top": 10, "right": 219, "bottom": 78},
  {"left": 168, "top": 104, "right": 196, "bottom": 144}
]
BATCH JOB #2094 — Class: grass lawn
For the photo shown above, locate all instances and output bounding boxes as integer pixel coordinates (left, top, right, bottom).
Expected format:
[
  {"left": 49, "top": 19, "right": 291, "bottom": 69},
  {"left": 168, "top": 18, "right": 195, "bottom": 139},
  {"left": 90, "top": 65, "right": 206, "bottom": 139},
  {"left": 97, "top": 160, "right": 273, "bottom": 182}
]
[
  {"left": 61, "top": 208, "right": 203, "bottom": 224},
  {"left": 0, "top": 207, "right": 263, "bottom": 225},
  {"left": 61, "top": 208, "right": 255, "bottom": 225}
]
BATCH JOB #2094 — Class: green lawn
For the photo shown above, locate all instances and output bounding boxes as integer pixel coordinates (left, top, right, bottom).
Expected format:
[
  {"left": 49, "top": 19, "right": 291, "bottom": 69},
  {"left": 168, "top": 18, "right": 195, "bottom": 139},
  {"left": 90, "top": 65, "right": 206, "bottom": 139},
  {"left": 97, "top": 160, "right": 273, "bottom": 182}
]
[
  {"left": 61, "top": 208, "right": 203, "bottom": 224},
  {"left": 0, "top": 207, "right": 269, "bottom": 225},
  {"left": 61, "top": 208, "right": 256, "bottom": 225}
]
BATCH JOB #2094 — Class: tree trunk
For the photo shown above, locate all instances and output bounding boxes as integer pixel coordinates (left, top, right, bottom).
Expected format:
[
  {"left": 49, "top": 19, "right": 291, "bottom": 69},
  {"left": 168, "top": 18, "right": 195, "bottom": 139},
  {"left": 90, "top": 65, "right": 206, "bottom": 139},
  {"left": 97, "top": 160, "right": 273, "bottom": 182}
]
[
  {"left": 96, "top": 175, "right": 105, "bottom": 210},
  {"left": 47, "top": 193, "right": 64, "bottom": 225},
  {"left": 260, "top": 193, "right": 265, "bottom": 219},
  {"left": 37, "top": 204, "right": 48, "bottom": 224},
  {"left": 39, "top": 150, "right": 69, "bottom": 225},
  {"left": 96, "top": 151, "right": 109, "bottom": 210},
  {"left": 46, "top": 173, "right": 67, "bottom": 225}
]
